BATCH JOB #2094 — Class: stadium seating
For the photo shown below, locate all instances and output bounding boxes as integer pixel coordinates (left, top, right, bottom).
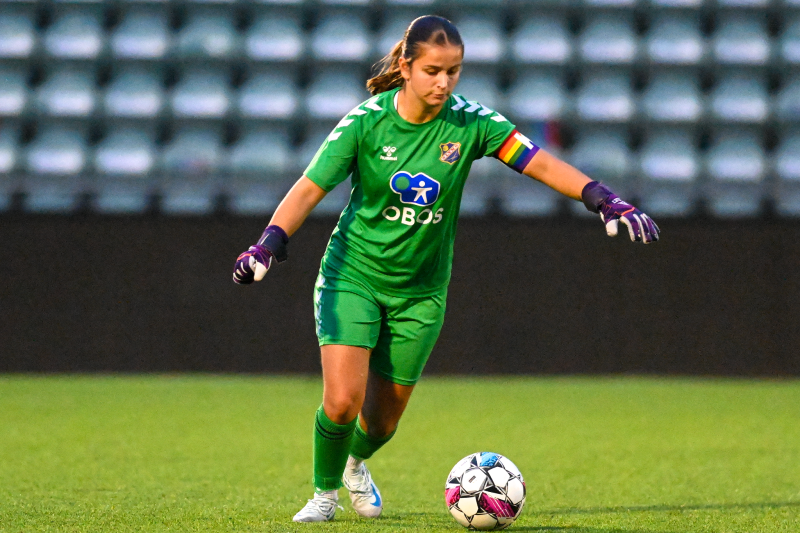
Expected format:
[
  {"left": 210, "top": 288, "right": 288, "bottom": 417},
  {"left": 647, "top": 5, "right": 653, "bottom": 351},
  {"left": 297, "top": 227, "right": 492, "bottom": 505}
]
[
  {"left": 579, "top": 15, "right": 638, "bottom": 64},
  {"left": 111, "top": 7, "right": 170, "bottom": 60},
  {"left": 159, "top": 126, "right": 225, "bottom": 215},
  {"left": 170, "top": 68, "right": 232, "bottom": 119},
  {"left": 305, "top": 68, "right": 368, "bottom": 119},
  {"left": 93, "top": 126, "right": 157, "bottom": 214},
  {"left": 226, "top": 127, "right": 293, "bottom": 214},
  {"left": 456, "top": 14, "right": 504, "bottom": 64},
  {"left": 456, "top": 73, "right": 501, "bottom": 112},
  {"left": 0, "top": 7, "right": 36, "bottom": 59},
  {"left": 779, "top": 15, "right": 800, "bottom": 64},
  {"left": 0, "top": 67, "right": 28, "bottom": 117},
  {"left": 569, "top": 128, "right": 633, "bottom": 193},
  {"left": 0, "top": 0, "right": 794, "bottom": 218},
  {"left": 377, "top": 12, "right": 409, "bottom": 57},
  {"left": 506, "top": 73, "right": 568, "bottom": 122},
  {"left": 237, "top": 68, "right": 299, "bottom": 120},
  {"left": 104, "top": 66, "right": 165, "bottom": 118},
  {"left": 638, "top": 128, "right": 699, "bottom": 216},
  {"left": 710, "top": 73, "right": 770, "bottom": 123},
  {"left": 0, "top": 125, "right": 19, "bottom": 211},
  {"left": 43, "top": 7, "right": 104, "bottom": 60},
  {"left": 311, "top": 13, "right": 370, "bottom": 62},
  {"left": 228, "top": 127, "right": 292, "bottom": 177},
  {"left": 645, "top": 13, "right": 706, "bottom": 65},
  {"left": 705, "top": 129, "right": 767, "bottom": 217},
  {"left": 649, "top": 0, "right": 704, "bottom": 7},
  {"left": 576, "top": 73, "right": 635, "bottom": 122},
  {"left": 511, "top": 14, "right": 572, "bottom": 65},
  {"left": 245, "top": 11, "right": 304, "bottom": 62},
  {"left": 176, "top": 9, "right": 240, "bottom": 60},
  {"left": 712, "top": 13, "right": 771, "bottom": 65},
  {"left": 641, "top": 73, "right": 704, "bottom": 123},
  {"left": 23, "top": 123, "right": 88, "bottom": 213},
  {"left": 777, "top": 74, "right": 800, "bottom": 122},
  {"left": 35, "top": 66, "right": 97, "bottom": 118},
  {"left": 774, "top": 131, "right": 800, "bottom": 216}
]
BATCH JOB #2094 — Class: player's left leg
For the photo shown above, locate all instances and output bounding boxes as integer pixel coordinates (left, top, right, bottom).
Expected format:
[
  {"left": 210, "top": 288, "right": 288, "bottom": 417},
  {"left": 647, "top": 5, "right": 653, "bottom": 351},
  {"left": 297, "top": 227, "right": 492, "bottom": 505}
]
[
  {"left": 343, "top": 288, "right": 447, "bottom": 518},
  {"left": 343, "top": 374, "right": 415, "bottom": 517}
]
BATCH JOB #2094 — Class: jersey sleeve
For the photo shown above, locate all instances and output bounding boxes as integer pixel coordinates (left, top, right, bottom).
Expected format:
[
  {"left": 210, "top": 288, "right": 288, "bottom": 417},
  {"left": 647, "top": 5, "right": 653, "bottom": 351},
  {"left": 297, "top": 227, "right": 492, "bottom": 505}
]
[
  {"left": 303, "top": 114, "right": 360, "bottom": 192},
  {"left": 477, "top": 109, "right": 541, "bottom": 174},
  {"left": 493, "top": 128, "right": 541, "bottom": 174},
  {"left": 476, "top": 109, "right": 516, "bottom": 158}
]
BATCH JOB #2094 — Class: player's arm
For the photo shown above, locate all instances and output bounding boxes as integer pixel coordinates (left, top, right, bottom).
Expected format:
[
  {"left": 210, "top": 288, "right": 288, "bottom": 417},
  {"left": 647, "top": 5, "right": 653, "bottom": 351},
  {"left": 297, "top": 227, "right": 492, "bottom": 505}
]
[
  {"left": 269, "top": 176, "right": 328, "bottom": 236},
  {"left": 521, "top": 149, "right": 659, "bottom": 243},
  {"left": 491, "top": 126, "right": 659, "bottom": 243},
  {"left": 233, "top": 99, "right": 362, "bottom": 284},
  {"left": 521, "top": 149, "right": 591, "bottom": 201},
  {"left": 232, "top": 176, "right": 327, "bottom": 285}
]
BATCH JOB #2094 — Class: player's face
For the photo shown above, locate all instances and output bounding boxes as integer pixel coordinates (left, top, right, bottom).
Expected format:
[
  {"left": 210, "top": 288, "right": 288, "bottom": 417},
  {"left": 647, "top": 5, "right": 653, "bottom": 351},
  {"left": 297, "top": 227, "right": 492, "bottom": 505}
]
[{"left": 401, "top": 43, "right": 463, "bottom": 109}]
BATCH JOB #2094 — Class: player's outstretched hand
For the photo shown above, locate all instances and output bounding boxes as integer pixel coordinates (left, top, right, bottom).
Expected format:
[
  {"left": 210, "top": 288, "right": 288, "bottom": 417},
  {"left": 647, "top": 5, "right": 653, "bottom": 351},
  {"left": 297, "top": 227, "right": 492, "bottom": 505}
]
[
  {"left": 232, "top": 225, "right": 289, "bottom": 284},
  {"left": 233, "top": 245, "right": 273, "bottom": 284},
  {"left": 581, "top": 181, "right": 660, "bottom": 244}
]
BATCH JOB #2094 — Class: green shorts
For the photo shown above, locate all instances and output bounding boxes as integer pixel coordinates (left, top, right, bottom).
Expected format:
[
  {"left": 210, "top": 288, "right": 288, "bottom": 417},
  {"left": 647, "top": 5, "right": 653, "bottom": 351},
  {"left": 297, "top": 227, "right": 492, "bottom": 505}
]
[{"left": 313, "top": 273, "right": 447, "bottom": 386}]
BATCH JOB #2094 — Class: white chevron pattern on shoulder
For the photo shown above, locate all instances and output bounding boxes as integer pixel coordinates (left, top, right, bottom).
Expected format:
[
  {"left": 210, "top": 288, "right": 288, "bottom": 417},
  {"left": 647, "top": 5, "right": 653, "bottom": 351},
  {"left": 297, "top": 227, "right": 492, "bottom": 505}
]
[
  {"left": 478, "top": 106, "right": 493, "bottom": 116},
  {"left": 364, "top": 96, "right": 382, "bottom": 111},
  {"left": 490, "top": 112, "right": 508, "bottom": 123},
  {"left": 451, "top": 94, "right": 466, "bottom": 111},
  {"left": 329, "top": 96, "right": 384, "bottom": 142},
  {"left": 465, "top": 101, "right": 481, "bottom": 113}
]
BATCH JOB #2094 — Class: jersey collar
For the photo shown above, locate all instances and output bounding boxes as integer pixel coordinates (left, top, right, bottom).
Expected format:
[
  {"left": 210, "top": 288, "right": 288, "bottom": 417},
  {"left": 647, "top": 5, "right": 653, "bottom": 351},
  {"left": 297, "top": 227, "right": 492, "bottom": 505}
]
[{"left": 388, "top": 87, "right": 450, "bottom": 131}]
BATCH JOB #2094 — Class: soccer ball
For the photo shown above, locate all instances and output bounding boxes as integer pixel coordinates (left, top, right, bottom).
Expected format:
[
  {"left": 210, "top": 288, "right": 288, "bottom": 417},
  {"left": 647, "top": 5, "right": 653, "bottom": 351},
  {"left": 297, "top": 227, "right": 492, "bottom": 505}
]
[{"left": 445, "top": 452, "right": 526, "bottom": 530}]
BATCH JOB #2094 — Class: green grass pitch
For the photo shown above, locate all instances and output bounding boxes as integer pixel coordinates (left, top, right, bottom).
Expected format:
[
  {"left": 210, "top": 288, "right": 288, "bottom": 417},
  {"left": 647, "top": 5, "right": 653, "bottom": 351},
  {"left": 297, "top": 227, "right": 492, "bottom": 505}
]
[{"left": 1, "top": 375, "right": 799, "bottom": 532}]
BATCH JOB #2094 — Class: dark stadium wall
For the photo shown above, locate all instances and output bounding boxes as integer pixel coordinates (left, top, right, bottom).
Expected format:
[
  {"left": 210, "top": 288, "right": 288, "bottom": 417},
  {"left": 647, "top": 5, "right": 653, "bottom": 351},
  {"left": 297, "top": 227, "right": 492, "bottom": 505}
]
[{"left": 1, "top": 215, "right": 798, "bottom": 376}]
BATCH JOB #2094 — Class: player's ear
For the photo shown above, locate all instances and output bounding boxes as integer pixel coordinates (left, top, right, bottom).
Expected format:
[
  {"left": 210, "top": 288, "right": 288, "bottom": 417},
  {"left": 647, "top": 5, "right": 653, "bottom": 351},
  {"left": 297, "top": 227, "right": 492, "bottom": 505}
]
[{"left": 398, "top": 56, "right": 412, "bottom": 82}]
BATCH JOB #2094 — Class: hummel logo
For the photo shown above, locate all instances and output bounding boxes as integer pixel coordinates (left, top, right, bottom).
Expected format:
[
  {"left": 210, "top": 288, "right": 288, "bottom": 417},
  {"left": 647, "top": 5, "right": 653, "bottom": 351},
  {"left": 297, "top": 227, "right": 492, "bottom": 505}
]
[{"left": 380, "top": 146, "right": 398, "bottom": 161}]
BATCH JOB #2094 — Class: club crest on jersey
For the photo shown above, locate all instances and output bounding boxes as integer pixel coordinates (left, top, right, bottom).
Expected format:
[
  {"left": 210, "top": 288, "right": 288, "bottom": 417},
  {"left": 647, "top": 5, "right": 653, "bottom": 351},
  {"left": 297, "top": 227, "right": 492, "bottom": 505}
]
[
  {"left": 390, "top": 171, "right": 441, "bottom": 207},
  {"left": 439, "top": 142, "right": 461, "bottom": 164}
]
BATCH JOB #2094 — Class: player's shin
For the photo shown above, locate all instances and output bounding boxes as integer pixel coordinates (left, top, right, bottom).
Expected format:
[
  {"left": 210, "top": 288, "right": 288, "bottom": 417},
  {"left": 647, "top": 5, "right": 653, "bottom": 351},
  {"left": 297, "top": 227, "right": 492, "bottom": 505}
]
[
  {"left": 349, "top": 419, "right": 396, "bottom": 461},
  {"left": 313, "top": 405, "right": 357, "bottom": 492}
]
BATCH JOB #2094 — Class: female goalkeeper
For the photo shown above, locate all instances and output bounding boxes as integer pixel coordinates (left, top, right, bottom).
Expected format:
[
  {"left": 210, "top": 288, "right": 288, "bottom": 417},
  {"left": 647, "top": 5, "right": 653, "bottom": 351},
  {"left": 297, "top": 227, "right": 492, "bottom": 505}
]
[{"left": 232, "top": 15, "right": 659, "bottom": 523}]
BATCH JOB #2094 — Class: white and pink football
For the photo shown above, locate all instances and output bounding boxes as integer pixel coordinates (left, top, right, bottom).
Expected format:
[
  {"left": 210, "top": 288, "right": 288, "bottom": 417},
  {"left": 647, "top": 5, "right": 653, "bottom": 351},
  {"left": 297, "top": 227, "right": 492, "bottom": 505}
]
[{"left": 445, "top": 452, "right": 526, "bottom": 531}]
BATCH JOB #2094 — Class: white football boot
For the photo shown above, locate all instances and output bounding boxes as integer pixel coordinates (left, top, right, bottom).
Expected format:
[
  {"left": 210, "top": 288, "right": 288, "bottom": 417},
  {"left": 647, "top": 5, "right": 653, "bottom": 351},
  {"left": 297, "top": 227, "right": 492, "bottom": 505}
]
[
  {"left": 292, "top": 490, "right": 341, "bottom": 522},
  {"left": 342, "top": 456, "right": 383, "bottom": 518}
]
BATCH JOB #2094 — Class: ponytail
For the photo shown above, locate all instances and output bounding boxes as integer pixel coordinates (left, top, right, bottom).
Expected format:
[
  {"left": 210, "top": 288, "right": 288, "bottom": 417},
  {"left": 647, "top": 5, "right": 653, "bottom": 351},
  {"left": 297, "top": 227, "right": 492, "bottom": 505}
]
[
  {"left": 367, "top": 40, "right": 405, "bottom": 95},
  {"left": 365, "top": 16, "right": 463, "bottom": 96}
]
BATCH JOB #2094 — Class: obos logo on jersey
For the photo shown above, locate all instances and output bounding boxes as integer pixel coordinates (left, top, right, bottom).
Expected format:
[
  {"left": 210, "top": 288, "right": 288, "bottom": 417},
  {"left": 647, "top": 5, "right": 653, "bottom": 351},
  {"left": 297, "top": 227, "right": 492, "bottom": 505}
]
[
  {"left": 390, "top": 171, "right": 440, "bottom": 206},
  {"left": 439, "top": 142, "right": 461, "bottom": 164}
]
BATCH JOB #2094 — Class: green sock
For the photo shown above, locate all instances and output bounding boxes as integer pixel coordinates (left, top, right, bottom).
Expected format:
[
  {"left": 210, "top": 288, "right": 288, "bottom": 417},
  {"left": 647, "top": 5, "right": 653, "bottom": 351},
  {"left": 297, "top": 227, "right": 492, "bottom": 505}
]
[
  {"left": 313, "top": 405, "right": 357, "bottom": 492},
  {"left": 349, "top": 419, "right": 397, "bottom": 461}
]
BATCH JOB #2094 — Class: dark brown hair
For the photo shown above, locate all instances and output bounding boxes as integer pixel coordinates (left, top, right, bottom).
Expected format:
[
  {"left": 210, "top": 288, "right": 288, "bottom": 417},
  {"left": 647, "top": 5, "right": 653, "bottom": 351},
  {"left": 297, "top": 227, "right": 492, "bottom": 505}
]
[{"left": 366, "top": 15, "right": 464, "bottom": 95}]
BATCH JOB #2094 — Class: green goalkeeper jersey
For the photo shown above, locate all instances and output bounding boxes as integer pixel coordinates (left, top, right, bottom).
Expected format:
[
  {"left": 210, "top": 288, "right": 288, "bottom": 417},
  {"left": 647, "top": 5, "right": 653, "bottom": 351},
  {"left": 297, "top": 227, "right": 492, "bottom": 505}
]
[{"left": 304, "top": 87, "right": 521, "bottom": 297}]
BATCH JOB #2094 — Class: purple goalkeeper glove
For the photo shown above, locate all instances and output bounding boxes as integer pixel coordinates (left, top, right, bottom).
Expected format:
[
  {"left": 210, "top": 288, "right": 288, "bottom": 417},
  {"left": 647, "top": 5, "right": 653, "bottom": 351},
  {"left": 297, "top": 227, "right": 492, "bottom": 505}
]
[
  {"left": 232, "top": 225, "right": 289, "bottom": 284},
  {"left": 581, "top": 181, "right": 660, "bottom": 244}
]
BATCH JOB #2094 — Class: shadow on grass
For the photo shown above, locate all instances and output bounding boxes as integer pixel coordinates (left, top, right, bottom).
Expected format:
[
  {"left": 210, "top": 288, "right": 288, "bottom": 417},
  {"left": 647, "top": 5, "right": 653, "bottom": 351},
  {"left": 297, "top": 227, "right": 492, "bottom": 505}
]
[
  {"left": 378, "top": 514, "right": 674, "bottom": 533},
  {"left": 371, "top": 502, "right": 800, "bottom": 532},
  {"left": 514, "top": 528, "right": 673, "bottom": 532},
  {"left": 538, "top": 500, "right": 800, "bottom": 516}
]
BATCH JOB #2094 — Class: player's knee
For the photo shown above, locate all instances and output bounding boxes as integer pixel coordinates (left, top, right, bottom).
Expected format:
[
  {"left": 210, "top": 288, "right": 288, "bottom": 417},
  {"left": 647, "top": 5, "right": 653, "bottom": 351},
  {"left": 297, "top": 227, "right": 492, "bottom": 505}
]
[{"left": 323, "top": 394, "right": 362, "bottom": 424}]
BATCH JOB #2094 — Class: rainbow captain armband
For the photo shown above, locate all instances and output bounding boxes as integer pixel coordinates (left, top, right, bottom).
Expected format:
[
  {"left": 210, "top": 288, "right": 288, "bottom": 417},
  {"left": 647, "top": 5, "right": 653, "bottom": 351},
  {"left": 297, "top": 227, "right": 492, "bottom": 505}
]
[{"left": 495, "top": 130, "right": 540, "bottom": 173}]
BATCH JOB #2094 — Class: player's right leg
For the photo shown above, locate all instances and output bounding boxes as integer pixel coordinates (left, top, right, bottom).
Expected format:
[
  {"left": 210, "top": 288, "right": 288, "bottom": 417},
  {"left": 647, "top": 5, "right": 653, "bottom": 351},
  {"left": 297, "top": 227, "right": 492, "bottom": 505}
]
[
  {"left": 294, "top": 276, "right": 380, "bottom": 522},
  {"left": 293, "top": 345, "right": 370, "bottom": 522}
]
